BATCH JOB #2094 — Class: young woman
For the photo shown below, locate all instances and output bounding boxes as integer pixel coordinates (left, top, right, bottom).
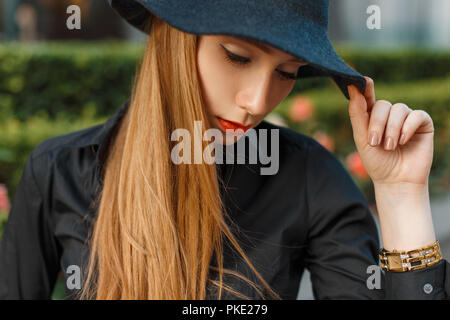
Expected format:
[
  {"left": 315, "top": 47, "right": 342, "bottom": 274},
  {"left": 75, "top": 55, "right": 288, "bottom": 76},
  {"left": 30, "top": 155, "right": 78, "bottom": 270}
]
[{"left": 0, "top": 0, "right": 448, "bottom": 300}]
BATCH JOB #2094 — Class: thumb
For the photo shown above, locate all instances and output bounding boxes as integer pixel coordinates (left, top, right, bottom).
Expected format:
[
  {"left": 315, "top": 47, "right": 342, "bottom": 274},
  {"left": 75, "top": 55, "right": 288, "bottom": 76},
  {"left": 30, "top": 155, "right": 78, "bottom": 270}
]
[{"left": 347, "top": 85, "right": 369, "bottom": 147}]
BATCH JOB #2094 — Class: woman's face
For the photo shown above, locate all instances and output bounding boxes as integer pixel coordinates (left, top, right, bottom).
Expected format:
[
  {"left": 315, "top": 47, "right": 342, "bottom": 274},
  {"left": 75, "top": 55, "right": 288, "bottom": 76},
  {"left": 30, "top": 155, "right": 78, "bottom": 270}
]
[{"left": 196, "top": 34, "right": 309, "bottom": 144}]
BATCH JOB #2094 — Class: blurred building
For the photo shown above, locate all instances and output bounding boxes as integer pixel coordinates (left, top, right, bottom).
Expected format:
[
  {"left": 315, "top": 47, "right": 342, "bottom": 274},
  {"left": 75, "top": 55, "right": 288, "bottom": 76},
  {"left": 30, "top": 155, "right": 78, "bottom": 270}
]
[
  {"left": 0, "top": 0, "right": 133, "bottom": 41},
  {"left": 329, "top": 0, "right": 450, "bottom": 48},
  {"left": 1, "top": 0, "right": 450, "bottom": 47}
]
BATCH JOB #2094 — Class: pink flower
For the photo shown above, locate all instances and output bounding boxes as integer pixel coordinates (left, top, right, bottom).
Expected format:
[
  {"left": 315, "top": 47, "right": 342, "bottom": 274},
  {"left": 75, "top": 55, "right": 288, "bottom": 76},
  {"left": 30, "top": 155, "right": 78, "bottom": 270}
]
[
  {"left": 346, "top": 152, "right": 369, "bottom": 180},
  {"left": 313, "top": 131, "right": 335, "bottom": 152},
  {"left": 0, "top": 184, "right": 11, "bottom": 212},
  {"left": 289, "top": 95, "right": 314, "bottom": 122}
]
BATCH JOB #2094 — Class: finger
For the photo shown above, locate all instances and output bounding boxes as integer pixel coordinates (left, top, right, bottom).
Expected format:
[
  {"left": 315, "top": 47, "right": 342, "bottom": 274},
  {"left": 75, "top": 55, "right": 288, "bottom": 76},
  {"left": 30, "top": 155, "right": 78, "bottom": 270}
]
[
  {"left": 399, "top": 110, "right": 435, "bottom": 145},
  {"left": 382, "top": 103, "right": 411, "bottom": 150},
  {"left": 363, "top": 76, "right": 376, "bottom": 113},
  {"left": 367, "top": 100, "right": 392, "bottom": 146},
  {"left": 347, "top": 84, "right": 369, "bottom": 147}
]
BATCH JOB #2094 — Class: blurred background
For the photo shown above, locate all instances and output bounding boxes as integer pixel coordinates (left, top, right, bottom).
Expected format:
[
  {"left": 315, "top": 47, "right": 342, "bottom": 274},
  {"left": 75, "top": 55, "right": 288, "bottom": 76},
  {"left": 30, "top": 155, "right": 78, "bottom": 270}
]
[{"left": 0, "top": 0, "right": 449, "bottom": 300}]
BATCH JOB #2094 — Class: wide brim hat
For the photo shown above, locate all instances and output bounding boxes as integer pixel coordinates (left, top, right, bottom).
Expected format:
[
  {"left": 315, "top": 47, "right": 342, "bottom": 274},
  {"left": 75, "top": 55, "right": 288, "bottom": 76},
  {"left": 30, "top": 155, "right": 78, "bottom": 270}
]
[{"left": 108, "top": 0, "right": 366, "bottom": 99}]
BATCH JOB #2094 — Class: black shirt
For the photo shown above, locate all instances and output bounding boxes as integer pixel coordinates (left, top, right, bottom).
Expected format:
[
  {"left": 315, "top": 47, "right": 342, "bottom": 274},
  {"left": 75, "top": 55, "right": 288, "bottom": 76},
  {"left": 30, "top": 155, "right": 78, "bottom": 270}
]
[{"left": 1, "top": 99, "right": 449, "bottom": 300}]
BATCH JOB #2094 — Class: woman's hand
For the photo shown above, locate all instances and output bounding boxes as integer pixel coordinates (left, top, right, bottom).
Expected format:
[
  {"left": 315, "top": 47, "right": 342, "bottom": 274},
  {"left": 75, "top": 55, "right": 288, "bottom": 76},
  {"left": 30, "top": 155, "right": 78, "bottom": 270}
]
[
  {"left": 347, "top": 77, "right": 437, "bottom": 251},
  {"left": 347, "top": 76, "right": 434, "bottom": 188}
]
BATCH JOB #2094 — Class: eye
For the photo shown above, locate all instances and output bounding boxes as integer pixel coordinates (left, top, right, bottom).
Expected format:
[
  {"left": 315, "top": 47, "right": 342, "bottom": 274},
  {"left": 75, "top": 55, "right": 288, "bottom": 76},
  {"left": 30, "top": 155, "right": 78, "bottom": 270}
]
[
  {"left": 221, "top": 45, "right": 297, "bottom": 81},
  {"left": 221, "top": 45, "right": 250, "bottom": 65},
  {"left": 276, "top": 70, "right": 297, "bottom": 81}
]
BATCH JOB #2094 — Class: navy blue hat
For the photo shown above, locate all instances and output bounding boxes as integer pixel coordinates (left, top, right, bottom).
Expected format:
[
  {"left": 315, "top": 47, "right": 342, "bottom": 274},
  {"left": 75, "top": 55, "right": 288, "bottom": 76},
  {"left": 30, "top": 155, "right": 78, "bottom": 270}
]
[{"left": 108, "top": 0, "right": 366, "bottom": 99}]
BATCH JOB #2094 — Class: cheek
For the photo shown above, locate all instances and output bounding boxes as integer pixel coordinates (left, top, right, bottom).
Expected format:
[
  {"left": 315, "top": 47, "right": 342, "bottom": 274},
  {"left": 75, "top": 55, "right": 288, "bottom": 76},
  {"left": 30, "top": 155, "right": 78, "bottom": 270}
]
[
  {"left": 197, "top": 49, "right": 236, "bottom": 115},
  {"left": 260, "top": 80, "right": 294, "bottom": 113},
  {"left": 272, "top": 80, "right": 296, "bottom": 104}
]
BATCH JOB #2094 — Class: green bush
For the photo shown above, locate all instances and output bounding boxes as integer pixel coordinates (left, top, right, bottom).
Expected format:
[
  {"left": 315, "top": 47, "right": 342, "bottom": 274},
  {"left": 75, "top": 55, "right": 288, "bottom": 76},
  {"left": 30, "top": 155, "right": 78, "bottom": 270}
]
[
  {"left": 0, "top": 41, "right": 142, "bottom": 121},
  {"left": 335, "top": 46, "right": 450, "bottom": 82},
  {"left": 2, "top": 41, "right": 450, "bottom": 120},
  {"left": 294, "top": 45, "right": 450, "bottom": 93}
]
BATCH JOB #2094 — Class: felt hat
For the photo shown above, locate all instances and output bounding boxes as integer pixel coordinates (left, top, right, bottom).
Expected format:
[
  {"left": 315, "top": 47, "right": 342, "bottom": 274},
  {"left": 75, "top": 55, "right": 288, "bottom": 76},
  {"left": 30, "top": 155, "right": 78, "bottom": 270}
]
[{"left": 108, "top": 0, "right": 366, "bottom": 99}]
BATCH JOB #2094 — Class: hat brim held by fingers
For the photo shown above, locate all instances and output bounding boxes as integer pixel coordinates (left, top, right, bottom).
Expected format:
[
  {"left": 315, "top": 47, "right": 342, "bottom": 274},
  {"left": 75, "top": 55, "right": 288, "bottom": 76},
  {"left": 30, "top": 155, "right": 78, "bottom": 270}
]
[{"left": 109, "top": 0, "right": 366, "bottom": 99}]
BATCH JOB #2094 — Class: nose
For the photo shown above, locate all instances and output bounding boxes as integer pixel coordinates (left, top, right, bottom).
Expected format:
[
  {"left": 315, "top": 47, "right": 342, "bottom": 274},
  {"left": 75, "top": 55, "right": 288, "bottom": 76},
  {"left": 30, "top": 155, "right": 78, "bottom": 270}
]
[{"left": 235, "top": 72, "right": 272, "bottom": 117}]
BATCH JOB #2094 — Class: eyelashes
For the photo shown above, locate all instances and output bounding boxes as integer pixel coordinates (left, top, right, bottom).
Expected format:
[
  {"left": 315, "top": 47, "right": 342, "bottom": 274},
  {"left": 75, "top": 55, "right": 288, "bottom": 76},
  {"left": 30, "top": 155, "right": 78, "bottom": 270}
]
[
  {"left": 222, "top": 47, "right": 250, "bottom": 65},
  {"left": 220, "top": 45, "right": 297, "bottom": 81}
]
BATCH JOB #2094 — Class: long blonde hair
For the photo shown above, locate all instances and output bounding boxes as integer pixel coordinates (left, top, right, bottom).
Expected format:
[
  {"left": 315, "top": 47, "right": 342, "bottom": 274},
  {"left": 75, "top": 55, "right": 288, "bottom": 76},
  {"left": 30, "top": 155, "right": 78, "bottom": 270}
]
[{"left": 80, "top": 16, "right": 281, "bottom": 300}]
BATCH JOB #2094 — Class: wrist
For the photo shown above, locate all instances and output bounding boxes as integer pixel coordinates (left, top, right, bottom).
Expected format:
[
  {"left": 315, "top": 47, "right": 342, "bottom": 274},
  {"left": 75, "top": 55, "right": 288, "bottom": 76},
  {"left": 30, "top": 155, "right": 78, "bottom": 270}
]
[
  {"left": 373, "top": 181, "right": 429, "bottom": 197},
  {"left": 373, "top": 182, "right": 436, "bottom": 252}
]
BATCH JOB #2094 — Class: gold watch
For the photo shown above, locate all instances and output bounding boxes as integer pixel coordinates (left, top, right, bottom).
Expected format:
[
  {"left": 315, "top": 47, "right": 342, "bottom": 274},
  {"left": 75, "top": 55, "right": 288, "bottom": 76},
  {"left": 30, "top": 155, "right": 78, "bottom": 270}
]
[{"left": 379, "top": 240, "right": 443, "bottom": 272}]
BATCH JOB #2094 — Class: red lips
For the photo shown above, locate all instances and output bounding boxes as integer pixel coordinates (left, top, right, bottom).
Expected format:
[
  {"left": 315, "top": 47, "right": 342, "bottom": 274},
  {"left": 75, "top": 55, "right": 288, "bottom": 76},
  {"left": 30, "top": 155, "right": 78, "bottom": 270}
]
[{"left": 216, "top": 117, "right": 251, "bottom": 133}]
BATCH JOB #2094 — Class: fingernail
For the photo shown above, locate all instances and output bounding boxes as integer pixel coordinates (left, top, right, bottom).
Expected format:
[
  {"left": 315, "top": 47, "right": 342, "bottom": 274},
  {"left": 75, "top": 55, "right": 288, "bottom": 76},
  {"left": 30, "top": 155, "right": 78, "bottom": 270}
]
[
  {"left": 369, "top": 132, "right": 378, "bottom": 146},
  {"left": 385, "top": 137, "right": 393, "bottom": 150},
  {"left": 347, "top": 85, "right": 354, "bottom": 96},
  {"left": 400, "top": 133, "right": 406, "bottom": 145}
]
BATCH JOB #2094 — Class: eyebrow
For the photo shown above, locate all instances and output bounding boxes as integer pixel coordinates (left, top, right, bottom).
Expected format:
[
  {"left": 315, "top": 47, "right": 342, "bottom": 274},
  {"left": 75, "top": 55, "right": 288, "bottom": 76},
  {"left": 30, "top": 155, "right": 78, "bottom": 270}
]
[{"left": 235, "top": 36, "right": 307, "bottom": 63}]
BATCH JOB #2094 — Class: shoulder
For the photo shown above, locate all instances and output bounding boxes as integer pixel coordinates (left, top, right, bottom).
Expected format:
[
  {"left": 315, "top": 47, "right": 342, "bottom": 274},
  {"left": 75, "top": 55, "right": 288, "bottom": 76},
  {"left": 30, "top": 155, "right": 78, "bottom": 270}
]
[
  {"left": 24, "top": 123, "right": 105, "bottom": 197},
  {"left": 30, "top": 101, "right": 128, "bottom": 165},
  {"left": 30, "top": 123, "right": 104, "bottom": 161}
]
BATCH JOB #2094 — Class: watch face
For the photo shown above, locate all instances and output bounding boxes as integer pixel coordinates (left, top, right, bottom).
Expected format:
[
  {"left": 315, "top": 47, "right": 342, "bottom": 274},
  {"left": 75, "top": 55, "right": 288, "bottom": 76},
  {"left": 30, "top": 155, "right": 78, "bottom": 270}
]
[{"left": 387, "top": 255, "right": 404, "bottom": 270}]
